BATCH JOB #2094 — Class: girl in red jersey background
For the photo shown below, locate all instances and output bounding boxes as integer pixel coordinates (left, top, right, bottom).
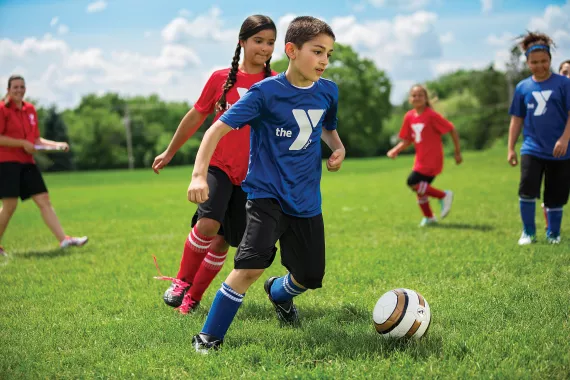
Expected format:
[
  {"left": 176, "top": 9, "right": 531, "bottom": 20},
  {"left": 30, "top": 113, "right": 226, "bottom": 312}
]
[
  {"left": 0, "top": 75, "right": 88, "bottom": 256},
  {"left": 387, "top": 84, "right": 462, "bottom": 226},
  {"left": 152, "top": 15, "right": 277, "bottom": 313}
]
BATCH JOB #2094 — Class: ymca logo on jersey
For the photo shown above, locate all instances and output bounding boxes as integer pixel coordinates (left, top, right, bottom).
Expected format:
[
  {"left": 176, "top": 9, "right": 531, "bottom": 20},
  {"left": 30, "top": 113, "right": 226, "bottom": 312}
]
[
  {"left": 224, "top": 87, "right": 248, "bottom": 110},
  {"left": 530, "top": 90, "right": 552, "bottom": 116},
  {"left": 411, "top": 123, "right": 425, "bottom": 143},
  {"left": 279, "top": 109, "right": 325, "bottom": 151}
]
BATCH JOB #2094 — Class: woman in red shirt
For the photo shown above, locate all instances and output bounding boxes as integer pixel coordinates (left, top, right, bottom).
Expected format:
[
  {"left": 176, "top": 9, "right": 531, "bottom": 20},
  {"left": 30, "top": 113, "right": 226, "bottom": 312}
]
[
  {"left": 0, "top": 75, "right": 88, "bottom": 256},
  {"left": 387, "top": 84, "right": 462, "bottom": 227}
]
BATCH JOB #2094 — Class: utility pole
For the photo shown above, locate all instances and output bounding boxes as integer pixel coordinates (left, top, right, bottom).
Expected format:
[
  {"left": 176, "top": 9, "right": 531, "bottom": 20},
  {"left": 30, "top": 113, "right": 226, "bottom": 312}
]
[{"left": 123, "top": 105, "right": 135, "bottom": 170}]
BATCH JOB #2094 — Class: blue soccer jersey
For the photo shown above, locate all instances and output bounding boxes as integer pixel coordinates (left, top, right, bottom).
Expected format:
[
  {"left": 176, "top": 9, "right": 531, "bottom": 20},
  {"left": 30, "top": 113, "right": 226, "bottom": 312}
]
[
  {"left": 219, "top": 73, "right": 339, "bottom": 217},
  {"left": 509, "top": 73, "right": 570, "bottom": 160}
]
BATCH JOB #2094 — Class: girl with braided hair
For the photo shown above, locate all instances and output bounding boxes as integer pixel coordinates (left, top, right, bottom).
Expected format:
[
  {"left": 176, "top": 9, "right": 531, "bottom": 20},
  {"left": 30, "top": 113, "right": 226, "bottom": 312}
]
[{"left": 152, "top": 15, "right": 277, "bottom": 313}]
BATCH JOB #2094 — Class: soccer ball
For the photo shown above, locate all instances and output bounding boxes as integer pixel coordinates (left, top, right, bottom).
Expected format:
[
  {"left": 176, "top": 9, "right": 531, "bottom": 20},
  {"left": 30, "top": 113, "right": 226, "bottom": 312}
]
[{"left": 373, "top": 288, "right": 431, "bottom": 339}]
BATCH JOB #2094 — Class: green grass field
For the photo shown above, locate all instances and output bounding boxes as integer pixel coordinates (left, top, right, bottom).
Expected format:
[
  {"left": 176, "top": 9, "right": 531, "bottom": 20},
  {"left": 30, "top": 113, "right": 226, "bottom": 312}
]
[{"left": 1, "top": 146, "right": 569, "bottom": 379}]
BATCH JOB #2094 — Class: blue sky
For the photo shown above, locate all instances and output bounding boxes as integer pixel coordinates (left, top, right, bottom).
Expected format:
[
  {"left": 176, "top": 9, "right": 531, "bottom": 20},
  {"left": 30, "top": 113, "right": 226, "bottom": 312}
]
[{"left": 1, "top": 0, "right": 568, "bottom": 108}]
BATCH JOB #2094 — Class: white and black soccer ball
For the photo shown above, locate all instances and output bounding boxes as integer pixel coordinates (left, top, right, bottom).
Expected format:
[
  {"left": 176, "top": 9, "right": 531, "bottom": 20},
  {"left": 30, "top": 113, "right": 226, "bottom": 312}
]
[{"left": 373, "top": 288, "right": 431, "bottom": 339}]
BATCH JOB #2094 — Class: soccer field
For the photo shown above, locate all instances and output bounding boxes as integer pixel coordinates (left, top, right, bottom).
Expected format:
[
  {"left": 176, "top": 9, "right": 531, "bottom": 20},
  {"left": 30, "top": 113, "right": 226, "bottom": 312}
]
[{"left": 1, "top": 146, "right": 569, "bottom": 379}]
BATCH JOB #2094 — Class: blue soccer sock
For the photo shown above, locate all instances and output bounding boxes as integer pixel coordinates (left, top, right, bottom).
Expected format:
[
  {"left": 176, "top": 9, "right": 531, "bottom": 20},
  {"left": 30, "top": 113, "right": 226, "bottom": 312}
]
[
  {"left": 519, "top": 198, "right": 536, "bottom": 236},
  {"left": 270, "top": 273, "right": 306, "bottom": 303},
  {"left": 546, "top": 207, "right": 563, "bottom": 237},
  {"left": 201, "top": 282, "right": 244, "bottom": 340}
]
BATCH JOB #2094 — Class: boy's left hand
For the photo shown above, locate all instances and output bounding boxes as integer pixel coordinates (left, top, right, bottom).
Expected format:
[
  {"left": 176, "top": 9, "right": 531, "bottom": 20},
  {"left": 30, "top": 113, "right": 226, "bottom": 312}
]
[
  {"left": 327, "top": 148, "right": 345, "bottom": 172},
  {"left": 553, "top": 138, "right": 569, "bottom": 158}
]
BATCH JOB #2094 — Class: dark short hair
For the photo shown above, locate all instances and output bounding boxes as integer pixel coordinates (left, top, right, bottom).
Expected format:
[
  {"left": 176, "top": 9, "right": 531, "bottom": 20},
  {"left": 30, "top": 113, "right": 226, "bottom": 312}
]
[{"left": 285, "top": 16, "right": 335, "bottom": 49}]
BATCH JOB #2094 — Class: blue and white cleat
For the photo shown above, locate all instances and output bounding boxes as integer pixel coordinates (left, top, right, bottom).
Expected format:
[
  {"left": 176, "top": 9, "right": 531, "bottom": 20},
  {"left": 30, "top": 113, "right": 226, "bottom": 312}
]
[{"left": 546, "top": 234, "right": 561, "bottom": 244}]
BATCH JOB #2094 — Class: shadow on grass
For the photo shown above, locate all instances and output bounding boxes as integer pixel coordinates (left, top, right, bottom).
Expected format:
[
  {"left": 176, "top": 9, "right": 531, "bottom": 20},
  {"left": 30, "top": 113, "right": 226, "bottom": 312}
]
[
  {"left": 229, "top": 302, "right": 444, "bottom": 361},
  {"left": 17, "top": 247, "right": 84, "bottom": 259},
  {"left": 430, "top": 222, "right": 494, "bottom": 232}
]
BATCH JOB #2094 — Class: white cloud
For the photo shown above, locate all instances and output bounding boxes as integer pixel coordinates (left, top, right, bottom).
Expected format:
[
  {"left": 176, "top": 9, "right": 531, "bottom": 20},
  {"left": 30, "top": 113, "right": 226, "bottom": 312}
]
[
  {"left": 332, "top": 11, "right": 441, "bottom": 63},
  {"left": 162, "top": 7, "right": 236, "bottom": 44},
  {"left": 432, "top": 60, "right": 488, "bottom": 76},
  {"left": 481, "top": 0, "right": 492, "bottom": 13},
  {"left": 50, "top": 17, "right": 59, "bottom": 27},
  {"left": 87, "top": 0, "right": 107, "bottom": 13},
  {"left": 58, "top": 25, "right": 69, "bottom": 35},
  {"left": 368, "top": 0, "right": 430, "bottom": 10},
  {"left": 0, "top": 33, "right": 203, "bottom": 109},
  {"left": 330, "top": 11, "right": 442, "bottom": 103},
  {"left": 486, "top": 32, "right": 515, "bottom": 47},
  {"left": 440, "top": 32, "right": 454, "bottom": 44}
]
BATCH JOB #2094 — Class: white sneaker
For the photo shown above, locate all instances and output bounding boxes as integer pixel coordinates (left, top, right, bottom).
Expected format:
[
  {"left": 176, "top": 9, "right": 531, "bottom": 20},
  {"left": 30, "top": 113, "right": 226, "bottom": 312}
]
[
  {"left": 440, "top": 191, "right": 454, "bottom": 219},
  {"left": 547, "top": 235, "right": 561, "bottom": 244},
  {"left": 60, "top": 236, "right": 89, "bottom": 248},
  {"left": 518, "top": 231, "right": 536, "bottom": 246},
  {"left": 419, "top": 217, "right": 438, "bottom": 227}
]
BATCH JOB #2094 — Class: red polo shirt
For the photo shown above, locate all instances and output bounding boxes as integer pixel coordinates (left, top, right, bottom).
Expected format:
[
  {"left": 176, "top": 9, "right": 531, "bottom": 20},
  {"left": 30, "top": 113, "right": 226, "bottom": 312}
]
[{"left": 0, "top": 100, "right": 40, "bottom": 164}]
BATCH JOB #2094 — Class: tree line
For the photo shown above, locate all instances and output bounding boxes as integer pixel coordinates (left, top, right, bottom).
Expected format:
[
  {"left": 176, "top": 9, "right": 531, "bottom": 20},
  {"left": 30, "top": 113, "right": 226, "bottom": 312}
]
[{"left": 34, "top": 43, "right": 529, "bottom": 172}]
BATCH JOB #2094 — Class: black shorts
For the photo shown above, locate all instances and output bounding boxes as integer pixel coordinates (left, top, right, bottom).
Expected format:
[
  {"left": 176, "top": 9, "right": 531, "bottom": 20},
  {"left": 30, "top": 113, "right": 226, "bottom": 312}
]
[
  {"left": 0, "top": 162, "right": 48, "bottom": 201},
  {"left": 191, "top": 166, "right": 247, "bottom": 247},
  {"left": 519, "top": 154, "right": 570, "bottom": 207},
  {"left": 407, "top": 171, "right": 435, "bottom": 187},
  {"left": 234, "top": 198, "right": 325, "bottom": 289}
]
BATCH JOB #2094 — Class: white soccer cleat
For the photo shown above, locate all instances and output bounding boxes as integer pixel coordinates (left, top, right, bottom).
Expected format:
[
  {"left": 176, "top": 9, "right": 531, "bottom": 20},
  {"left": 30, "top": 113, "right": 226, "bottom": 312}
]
[
  {"left": 518, "top": 231, "right": 536, "bottom": 246},
  {"left": 60, "top": 236, "right": 89, "bottom": 248},
  {"left": 419, "top": 217, "right": 438, "bottom": 227},
  {"left": 547, "top": 235, "right": 561, "bottom": 244},
  {"left": 440, "top": 191, "right": 454, "bottom": 219}
]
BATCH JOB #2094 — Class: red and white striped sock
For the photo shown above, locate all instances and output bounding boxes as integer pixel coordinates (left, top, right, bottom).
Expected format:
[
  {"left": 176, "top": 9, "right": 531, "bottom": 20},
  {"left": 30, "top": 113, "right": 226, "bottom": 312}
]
[
  {"left": 415, "top": 181, "right": 446, "bottom": 199},
  {"left": 176, "top": 226, "right": 215, "bottom": 284},
  {"left": 189, "top": 249, "right": 228, "bottom": 301},
  {"left": 417, "top": 195, "right": 434, "bottom": 218}
]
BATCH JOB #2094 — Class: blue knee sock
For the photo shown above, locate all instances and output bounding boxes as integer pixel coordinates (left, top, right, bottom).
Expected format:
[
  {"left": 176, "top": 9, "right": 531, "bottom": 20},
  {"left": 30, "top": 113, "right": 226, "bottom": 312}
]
[
  {"left": 520, "top": 198, "right": 536, "bottom": 236},
  {"left": 546, "top": 207, "right": 563, "bottom": 237},
  {"left": 270, "top": 273, "right": 306, "bottom": 303},
  {"left": 201, "top": 283, "right": 244, "bottom": 340}
]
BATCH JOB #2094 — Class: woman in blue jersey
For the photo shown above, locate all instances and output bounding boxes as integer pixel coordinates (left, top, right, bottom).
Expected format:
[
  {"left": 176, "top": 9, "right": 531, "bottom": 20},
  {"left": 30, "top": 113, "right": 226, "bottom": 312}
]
[{"left": 508, "top": 32, "right": 570, "bottom": 245}]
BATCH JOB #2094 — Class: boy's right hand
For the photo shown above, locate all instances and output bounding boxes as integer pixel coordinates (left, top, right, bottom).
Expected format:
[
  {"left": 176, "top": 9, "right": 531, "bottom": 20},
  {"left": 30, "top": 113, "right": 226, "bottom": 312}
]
[
  {"left": 386, "top": 148, "right": 398, "bottom": 159},
  {"left": 152, "top": 151, "right": 173, "bottom": 174},
  {"left": 507, "top": 149, "right": 518, "bottom": 166},
  {"left": 188, "top": 175, "right": 209, "bottom": 204}
]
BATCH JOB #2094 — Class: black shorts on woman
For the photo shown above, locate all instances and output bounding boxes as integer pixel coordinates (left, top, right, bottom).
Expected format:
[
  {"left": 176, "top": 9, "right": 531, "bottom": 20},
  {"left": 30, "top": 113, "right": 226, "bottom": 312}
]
[{"left": 0, "top": 162, "right": 48, "bottom": 200}]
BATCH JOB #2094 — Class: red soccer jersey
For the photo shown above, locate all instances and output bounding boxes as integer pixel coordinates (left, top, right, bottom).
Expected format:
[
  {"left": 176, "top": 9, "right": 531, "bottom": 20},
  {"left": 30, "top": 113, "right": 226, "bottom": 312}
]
[
  {"left": 194, "top": 68, "right": 276, "bottom": 185},
  {"left": 0, "top": 100, "right": 40, "bottom": 164},
  {"left": 398, "top": 107, "right": 454, "bottom": 177}
]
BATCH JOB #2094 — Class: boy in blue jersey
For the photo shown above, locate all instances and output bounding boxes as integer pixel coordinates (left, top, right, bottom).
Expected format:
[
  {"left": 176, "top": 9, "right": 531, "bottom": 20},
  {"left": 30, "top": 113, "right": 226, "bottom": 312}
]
[
  {"left": 508, "top": 31, "right": 570, "bottom": 245},
  {"left": 187, "top": 16, "right": 345, "bottom": 352}
]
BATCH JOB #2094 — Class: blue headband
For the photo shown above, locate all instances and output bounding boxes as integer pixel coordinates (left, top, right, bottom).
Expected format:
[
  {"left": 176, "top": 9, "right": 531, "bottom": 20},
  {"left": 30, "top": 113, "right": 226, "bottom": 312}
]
[{"left": 525, "top": 44, "right": 550, "bottom": 57}]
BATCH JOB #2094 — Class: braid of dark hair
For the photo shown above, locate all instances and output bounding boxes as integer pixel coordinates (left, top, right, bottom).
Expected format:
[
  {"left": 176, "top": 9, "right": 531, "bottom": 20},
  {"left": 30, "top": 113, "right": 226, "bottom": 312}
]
[
  {"left": 264, "top": 57, "right": 272, "bottom": 78},
  {"left": 216, "top": 43, "right": 241, "bottom": 112}
]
